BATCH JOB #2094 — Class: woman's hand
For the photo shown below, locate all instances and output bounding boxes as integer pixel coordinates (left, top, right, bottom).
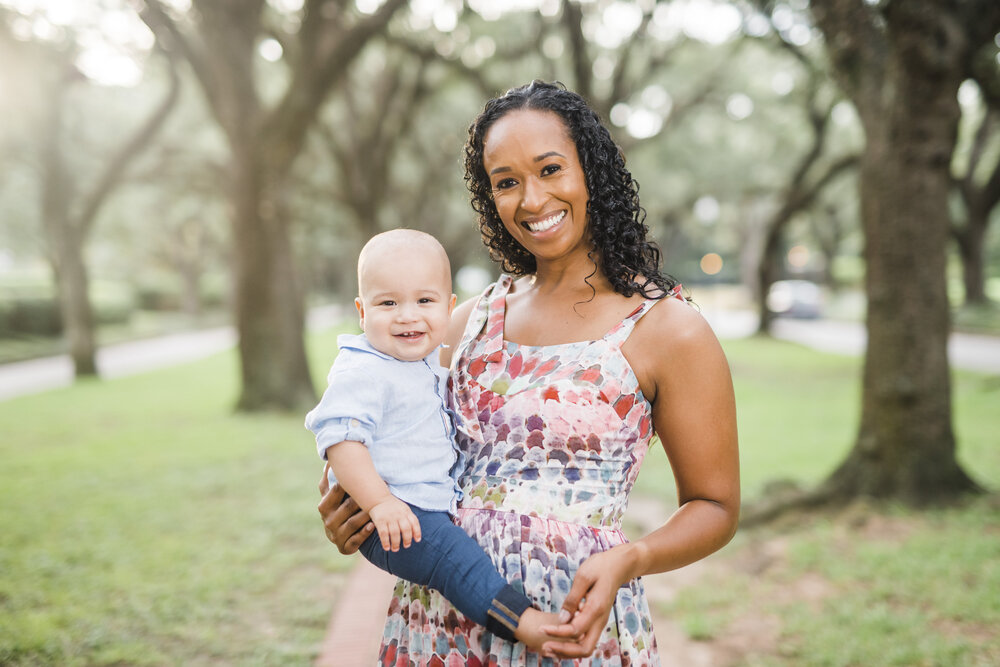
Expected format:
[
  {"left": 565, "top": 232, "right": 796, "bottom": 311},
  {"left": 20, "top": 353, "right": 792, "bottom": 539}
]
[
  {"left": 317, "top": 462, "right": 375, "bottom": 555},
  {"left": 540, "top": 546, "right": 637, "bottom": 659}
]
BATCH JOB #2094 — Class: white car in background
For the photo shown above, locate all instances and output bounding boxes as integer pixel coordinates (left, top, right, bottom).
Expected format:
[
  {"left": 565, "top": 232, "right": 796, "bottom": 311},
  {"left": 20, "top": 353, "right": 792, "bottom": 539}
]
[{"left": 767, "top": 280, "right": 823, "bottom": 319}]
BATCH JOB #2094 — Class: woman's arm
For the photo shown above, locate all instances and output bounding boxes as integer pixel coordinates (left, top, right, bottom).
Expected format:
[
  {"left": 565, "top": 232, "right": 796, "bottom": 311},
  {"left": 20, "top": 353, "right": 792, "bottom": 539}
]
[
  {"left": 317, "top": 466, "right": 375, "bottom": 555},
  {"left": 318, "top": 296, "right": 480, "bottom": 552},
  {"left": 543, "top": 299, "right": 740, "bottom": 657}
]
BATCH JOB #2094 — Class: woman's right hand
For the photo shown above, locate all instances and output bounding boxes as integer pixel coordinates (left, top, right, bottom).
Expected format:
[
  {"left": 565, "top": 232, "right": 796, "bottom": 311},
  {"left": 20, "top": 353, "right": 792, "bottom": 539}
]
[{"left": 317, "top": 462, "right": 375, "bottom": 554}]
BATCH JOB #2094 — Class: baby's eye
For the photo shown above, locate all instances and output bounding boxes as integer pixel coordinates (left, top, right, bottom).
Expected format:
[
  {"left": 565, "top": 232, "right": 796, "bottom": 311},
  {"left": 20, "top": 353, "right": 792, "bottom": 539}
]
[
  {"left": 418, "top": 297, "right": 435, "bottom": 304},
  {"left": 541, "top": 164, "right": 561, "bottom": 177},
  {"left": 378, "top": 300, "right": 396, "bottom": 307}
]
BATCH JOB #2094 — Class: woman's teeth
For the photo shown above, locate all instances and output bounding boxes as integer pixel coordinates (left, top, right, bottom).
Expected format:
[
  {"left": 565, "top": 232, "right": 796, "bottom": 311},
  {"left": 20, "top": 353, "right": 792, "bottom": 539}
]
[{"left": 525, "top": 211, "right": 565, "bottom": 233}]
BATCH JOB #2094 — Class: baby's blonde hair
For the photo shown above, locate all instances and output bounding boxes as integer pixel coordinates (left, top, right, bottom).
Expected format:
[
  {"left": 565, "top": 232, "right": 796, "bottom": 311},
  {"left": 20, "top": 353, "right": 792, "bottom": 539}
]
[{"left": 357, "top": 229, "right": 451, "bottom": 296}]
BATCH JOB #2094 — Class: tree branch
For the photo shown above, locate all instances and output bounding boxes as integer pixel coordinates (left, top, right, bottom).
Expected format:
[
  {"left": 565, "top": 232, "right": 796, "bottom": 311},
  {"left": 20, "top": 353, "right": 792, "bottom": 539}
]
[
  {"left": 265, "top": 0, "right": 408, "bottom": 172},
  {"left": 77, "top": 46, "right": 181, "bottom": 236},
  {"left": 561, "top": 0, "right": 592, "bottom": 102},
  {"left": 384, "top": 34, "right": 496, "bottom": 98},
  {"left": 136, "top": 1, "right": 220, "bottom": 118},
  {"left": 806, "top": 0, "right": 887, "bottom": 114}
]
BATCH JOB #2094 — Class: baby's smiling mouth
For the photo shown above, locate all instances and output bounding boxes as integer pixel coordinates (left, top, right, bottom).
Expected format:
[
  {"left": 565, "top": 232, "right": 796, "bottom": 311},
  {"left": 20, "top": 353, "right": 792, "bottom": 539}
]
[
  {"left": 523, "top": 210, "right": 565, "bottom": 233},
  {"left": 395, "top": 331, "right": 425, "bottom": 339}
]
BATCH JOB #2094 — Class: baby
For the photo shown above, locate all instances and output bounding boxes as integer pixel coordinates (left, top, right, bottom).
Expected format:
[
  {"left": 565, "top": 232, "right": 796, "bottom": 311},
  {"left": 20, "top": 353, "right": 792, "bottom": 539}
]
[{"left": 305, "top": 229, "right": 559, "bottom": 646}]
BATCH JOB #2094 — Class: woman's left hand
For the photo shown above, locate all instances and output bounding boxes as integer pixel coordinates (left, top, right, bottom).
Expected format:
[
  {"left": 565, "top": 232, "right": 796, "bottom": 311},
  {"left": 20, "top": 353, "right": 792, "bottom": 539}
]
[{"left": 539, "top": 546, "right": 635, "bottom": 659}]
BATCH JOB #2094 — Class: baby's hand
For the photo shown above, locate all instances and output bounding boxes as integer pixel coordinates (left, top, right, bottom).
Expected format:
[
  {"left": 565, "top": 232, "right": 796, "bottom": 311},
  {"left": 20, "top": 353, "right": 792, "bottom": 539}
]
[{"left": 368, "top": 497, "right": 421, "bottom": 552}]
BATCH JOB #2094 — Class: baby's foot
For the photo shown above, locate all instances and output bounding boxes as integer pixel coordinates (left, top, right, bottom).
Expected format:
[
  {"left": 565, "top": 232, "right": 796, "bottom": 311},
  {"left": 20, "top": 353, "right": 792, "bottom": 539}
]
[{"left": 514, "top": 608, "right": 571, "bottom": 650}]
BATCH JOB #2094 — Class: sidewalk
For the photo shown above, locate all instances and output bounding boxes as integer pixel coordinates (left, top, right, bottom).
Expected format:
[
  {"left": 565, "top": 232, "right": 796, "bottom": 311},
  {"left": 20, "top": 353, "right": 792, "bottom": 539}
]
[
  {"left": 0, "top": 305, "right": 342, "bottom": 402},
  {"left": 698, "top": 307, "right": 1000, "bottom": 374},
  {"left": 317, "top": 560, "right": 396, "bottom": 667}
]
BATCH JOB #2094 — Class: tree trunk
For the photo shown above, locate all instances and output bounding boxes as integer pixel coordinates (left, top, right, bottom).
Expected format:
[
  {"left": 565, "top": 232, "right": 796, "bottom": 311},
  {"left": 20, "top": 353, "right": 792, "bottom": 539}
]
[
  {"left": 34, "top": 38, "right": 179, "bottom": 380},
  {"left": 811, "top": 205, "right": 843, "bottom": 292},
  {"left": 816, "top": 1, "right": 980, "bottom": 502},
  {"left": 229, "top": 147, "right": 314, "bottom": 411},
  {"left": 755, "top": 231, "right": 781, "bottom": 335},
  {"left": 138, "top": 0, "right": 407, "bottom": 411},
  {"left": 39, "top": 65, "right": 98, "bottom": 376},
  {"left": 954, "top": 216, "right": 988, "bottom": 305},
  {"left": 49, "top": 226, "right": 98, "bottom": 377},
  {"left": 953, "top": 107, "right": 1000, "bottom": 306}
]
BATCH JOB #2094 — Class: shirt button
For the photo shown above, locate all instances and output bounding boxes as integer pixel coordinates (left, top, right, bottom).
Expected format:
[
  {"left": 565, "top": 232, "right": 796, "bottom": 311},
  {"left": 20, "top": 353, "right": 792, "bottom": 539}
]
[{"left": 350, "top": 419, "right": 360, "bottom": 428}]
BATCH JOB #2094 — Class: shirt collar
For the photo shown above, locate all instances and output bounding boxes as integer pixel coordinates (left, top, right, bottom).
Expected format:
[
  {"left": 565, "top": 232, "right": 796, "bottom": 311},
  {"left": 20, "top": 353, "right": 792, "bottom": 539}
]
[{"left": 337, "top": 333, "right": 440, "bottom": 365}]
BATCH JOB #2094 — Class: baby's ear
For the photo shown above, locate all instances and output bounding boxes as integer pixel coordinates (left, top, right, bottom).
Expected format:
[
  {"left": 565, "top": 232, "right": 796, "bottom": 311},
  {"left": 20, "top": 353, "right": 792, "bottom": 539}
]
[
  {"left": 354, "top": 297, "right": 365, "bottom": 326},
  {"left": 448, "top": 293, "right": 457, "bottom": 313}
]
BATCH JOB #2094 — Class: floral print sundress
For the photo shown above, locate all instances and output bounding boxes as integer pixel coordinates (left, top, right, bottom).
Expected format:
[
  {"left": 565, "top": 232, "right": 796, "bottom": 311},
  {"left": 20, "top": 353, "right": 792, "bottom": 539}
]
[{"left": 378, "top": 275, "right": 682, "bottom": 666}]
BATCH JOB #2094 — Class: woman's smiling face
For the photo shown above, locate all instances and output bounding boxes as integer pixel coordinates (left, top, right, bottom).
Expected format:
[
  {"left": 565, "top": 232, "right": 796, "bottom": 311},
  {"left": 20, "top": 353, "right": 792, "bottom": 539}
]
[{"left": 482, "top": 109, "right": 591, "bottom": 266}]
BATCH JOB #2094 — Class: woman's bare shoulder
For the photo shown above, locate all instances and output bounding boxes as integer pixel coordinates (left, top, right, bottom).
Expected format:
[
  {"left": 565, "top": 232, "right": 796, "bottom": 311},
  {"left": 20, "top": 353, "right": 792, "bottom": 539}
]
[
  {"left": 643, "top": 296, "right": 714, "bottom": 344},
  {"left": 440, "top": 296, "right": 479, "bottom": 367},
  {"left": 625, "top": 297, "right": 724, "bottom": 397}
]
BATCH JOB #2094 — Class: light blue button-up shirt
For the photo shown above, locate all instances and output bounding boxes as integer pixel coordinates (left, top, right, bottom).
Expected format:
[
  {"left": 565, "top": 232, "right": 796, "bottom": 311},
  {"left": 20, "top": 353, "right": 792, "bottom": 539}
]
[{"left": 305, "top": 333, "right": 463, "bottom": 513}]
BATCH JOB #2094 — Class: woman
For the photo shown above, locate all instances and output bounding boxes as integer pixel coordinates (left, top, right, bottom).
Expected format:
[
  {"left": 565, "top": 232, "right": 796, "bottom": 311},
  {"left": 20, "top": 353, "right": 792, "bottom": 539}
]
[{"left": 318, "top": 80, "right": 739, "bottom": 665}]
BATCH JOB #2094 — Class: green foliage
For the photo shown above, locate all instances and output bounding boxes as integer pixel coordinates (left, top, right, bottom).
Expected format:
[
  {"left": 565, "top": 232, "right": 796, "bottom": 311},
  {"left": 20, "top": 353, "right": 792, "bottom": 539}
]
[
  {"left": 132, "top": 272, "right": 227, "bottom": 312},
  {"left": 0, "top": 294, "right": 62, "bottom": 336},
  {"left": 91, "top": 281, "right": 135, "bottom": 326},
  {"left": 0, "top": 279, "right": 135, "bottom": 338}
]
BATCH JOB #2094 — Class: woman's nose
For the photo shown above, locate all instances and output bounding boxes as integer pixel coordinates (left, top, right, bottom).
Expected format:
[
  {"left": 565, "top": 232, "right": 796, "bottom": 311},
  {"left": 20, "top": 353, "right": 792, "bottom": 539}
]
[{"left": 520, "top": 175, "right": 546, "bottom": 212}]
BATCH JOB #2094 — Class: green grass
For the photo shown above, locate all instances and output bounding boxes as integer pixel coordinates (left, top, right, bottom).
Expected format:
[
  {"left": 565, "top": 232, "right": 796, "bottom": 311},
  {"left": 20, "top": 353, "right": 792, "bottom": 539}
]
[
  {"left": 0, "top": 328, "right": 350, "bottom": 666},
  {"left": 1, "top": 328, "right": 998, "bottom": 665},
  {"left": 637, "top": 336, "right": 1000, "bottom": 667},
  {"left": 656, "top": 495, "right": 1000, "bottom": 667}
]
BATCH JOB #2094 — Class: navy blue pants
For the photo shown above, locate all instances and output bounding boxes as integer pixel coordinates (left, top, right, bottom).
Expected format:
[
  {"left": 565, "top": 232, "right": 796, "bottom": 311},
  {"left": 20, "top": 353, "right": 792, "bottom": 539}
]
[{"left": 360, "top": 503, "right": 531, "bottom": 641}]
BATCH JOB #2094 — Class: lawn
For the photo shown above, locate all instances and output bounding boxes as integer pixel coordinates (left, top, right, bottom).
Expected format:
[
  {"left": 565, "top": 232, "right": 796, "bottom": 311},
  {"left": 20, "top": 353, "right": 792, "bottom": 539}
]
[
  {"left": 0, "top": 330, "right": 997, "bottom": 665},
  {"left": 0, "top": 328, "right": 349, "bottom": 666}
]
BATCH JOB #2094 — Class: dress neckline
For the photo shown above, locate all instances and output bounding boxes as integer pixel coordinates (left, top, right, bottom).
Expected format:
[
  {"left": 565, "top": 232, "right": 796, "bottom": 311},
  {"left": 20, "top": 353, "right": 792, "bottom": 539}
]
[{"left": 494, "top": 275, "right": 655, "bottom": 350}]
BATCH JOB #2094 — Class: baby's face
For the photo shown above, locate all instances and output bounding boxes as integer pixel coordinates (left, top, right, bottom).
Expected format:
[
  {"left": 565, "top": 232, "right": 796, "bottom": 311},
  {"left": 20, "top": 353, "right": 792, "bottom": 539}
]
[{"left": 355, "top": 251, "right": 456, "bottom": 362}]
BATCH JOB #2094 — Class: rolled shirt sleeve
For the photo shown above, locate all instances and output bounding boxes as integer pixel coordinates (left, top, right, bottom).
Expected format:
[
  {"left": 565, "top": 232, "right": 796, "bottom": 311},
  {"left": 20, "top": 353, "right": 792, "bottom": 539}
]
[{"left": 305, "top": 355, "right": 384, "bottom": 461}]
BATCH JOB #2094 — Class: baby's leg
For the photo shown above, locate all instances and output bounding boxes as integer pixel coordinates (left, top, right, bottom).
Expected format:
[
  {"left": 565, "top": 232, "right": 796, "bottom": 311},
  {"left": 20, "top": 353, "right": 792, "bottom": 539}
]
[{"left": 359, "top": 506, "right": 554, "bottom": 644}]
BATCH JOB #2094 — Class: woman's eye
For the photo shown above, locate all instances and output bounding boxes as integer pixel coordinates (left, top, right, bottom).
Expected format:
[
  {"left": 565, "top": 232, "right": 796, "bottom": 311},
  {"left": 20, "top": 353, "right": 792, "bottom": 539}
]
[
  {"left": 494, "top": 178, "right": 517, "bottom": 190},
  {"left": 541, "top": 164, "right": 561, "bottom": 176}
]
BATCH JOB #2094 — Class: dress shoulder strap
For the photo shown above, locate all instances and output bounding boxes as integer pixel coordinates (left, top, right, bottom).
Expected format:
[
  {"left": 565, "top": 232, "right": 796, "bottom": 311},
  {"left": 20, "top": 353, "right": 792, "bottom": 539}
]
[
  {"left": 479, "top": 275, "right": 514, "bottom": 361},
  {"left": 604, "top": 284, "right": 685, "bottom": 349},
  {"left": 452, "top": 275, "right": 512, "bottom": 367}
]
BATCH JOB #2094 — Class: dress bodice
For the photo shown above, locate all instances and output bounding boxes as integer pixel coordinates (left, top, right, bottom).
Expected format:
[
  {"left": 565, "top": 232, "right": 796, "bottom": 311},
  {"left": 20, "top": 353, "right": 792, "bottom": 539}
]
[{"left": 449, "top": 275, "right": 677, "bottom": 528}]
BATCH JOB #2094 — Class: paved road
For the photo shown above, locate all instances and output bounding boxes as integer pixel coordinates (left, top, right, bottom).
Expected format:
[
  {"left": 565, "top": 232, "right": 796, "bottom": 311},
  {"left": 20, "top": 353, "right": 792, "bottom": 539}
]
[
  {"left": 700, "top": 307, "right": 1000, "bottom": 374},
  {"left": 0, "top": 305, "right": 342, "bottom": 402},
  {"left": 1, "top": 305, "right": 997, "bottom": 403}
]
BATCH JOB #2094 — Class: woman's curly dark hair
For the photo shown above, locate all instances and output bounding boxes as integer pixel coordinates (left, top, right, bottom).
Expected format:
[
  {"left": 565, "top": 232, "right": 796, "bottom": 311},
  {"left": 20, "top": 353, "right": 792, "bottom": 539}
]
[{"left": 464, "top": 80, "right": 678, "bottom": 299}]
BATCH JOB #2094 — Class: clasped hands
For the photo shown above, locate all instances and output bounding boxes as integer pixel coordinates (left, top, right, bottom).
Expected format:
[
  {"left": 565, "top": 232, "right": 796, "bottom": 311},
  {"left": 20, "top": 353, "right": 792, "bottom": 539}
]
[{"left": 317, "top": 468, "right": 627, "bottom": 659}]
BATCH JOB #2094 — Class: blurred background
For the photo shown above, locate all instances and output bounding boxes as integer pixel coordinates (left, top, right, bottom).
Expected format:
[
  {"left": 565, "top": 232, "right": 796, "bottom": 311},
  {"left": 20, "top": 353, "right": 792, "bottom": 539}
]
[{"left": 1, "top": 1, "right": 998, "bottom": 665}]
